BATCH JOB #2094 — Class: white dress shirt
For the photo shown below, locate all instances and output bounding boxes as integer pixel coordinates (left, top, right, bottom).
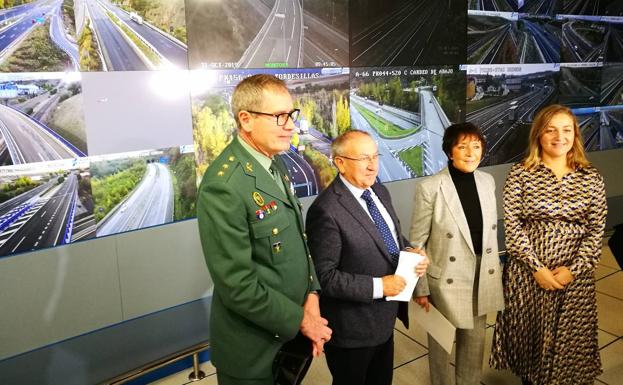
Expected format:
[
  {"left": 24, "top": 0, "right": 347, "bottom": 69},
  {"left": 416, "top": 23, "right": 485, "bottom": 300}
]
[{"left": 339, "top": 175, "right": 399, "bottom": 299}]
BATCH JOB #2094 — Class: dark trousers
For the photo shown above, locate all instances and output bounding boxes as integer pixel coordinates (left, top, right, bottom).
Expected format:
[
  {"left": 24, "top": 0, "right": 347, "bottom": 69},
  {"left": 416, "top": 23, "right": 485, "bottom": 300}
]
[{"left": 324, "top": 335, "right": 394, "bottom": 385}]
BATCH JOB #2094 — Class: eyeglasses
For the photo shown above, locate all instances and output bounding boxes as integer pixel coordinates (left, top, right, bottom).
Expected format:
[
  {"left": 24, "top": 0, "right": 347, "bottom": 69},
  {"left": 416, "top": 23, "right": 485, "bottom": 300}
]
[
  {"left": 247, "top": 109, "right": 301, "bottom": 126},
  {"left": 336, "top": 153, "right": 382, "bottom": 163}
]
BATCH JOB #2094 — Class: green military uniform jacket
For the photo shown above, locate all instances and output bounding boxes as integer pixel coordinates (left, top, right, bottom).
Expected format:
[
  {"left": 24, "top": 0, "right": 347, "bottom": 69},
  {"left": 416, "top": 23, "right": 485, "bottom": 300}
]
[{"left": 197, "top": 136, "right": 320, "bottom": 380}]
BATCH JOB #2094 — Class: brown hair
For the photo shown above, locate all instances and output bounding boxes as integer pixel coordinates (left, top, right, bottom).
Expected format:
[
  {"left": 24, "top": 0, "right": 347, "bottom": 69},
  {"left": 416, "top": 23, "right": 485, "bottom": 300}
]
[
  {"left": 231, "top": 74, "right": 289, "bottom": 128},
  {"left": 442, "top": 122, "right": 487, "bottom": 158},
  {"left": 523, "top": 104, "right": 590, "bottom": 170}
]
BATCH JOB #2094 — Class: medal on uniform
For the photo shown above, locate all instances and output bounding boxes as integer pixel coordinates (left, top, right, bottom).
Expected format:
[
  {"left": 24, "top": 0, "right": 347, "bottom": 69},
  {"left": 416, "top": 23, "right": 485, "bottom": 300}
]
[
  {"left": 252, "top": 191, "right": 265, "bottom": 206},
  {"left": 272, "top": 241, "right": 282, "bottom": 253},
  {"left": 256, "top": 209, "right": 265, "bottom": 220}
]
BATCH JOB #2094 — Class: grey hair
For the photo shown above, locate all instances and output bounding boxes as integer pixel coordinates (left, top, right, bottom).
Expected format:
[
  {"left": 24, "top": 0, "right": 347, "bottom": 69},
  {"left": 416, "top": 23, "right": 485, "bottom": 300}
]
[
  {"left": 331, "top": 130, "right": 373, "bottom": 157},
  {"left": 231, "top": 74, "right": 289, "bottom": 128}
]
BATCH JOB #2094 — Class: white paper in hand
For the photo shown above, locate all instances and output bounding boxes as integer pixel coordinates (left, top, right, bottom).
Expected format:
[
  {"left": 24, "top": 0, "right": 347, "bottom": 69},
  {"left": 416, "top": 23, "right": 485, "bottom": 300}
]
[{"left": 385, "top": 250, "right": 425, "bottom": 302}]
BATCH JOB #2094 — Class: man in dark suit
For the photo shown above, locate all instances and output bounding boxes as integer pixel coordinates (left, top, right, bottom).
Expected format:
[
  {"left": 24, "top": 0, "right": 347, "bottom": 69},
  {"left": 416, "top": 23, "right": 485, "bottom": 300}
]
[
  {"left": 306, "top": 130, "right": 428, "bottom": 385},
  {"left": 197, "top": 74, "right": 332, "bottom": 385}
]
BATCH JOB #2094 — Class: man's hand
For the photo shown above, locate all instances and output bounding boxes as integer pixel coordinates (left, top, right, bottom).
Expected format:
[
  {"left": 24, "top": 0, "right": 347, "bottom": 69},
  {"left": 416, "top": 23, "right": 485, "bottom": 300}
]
[
  {"left": 533, "top": 267, "right": 564, "bottom": 291},
  {"left": 414, "top": 295, "right": 430, "bottom": 312},
  {"left": 300, "top": 293, "right": 332, "bottom": 357},
  {"left": 552, "top": 266, "right": 574, "bottom": 286},
  {"left": 404, "top": 247, "right": 427, "bottom": 257},
  {"left": 414, "top": 257, "right": 429, "bottom": 277},
  {"left": 382, "top": 275, "right": 406, "bottom": 297}
]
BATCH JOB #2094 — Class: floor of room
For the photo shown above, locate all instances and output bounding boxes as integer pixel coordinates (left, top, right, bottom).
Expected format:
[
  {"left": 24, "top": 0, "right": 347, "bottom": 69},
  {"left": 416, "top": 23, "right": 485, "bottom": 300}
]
[{"left": 152, "top": 245, "right": 623, "bottom": 385}]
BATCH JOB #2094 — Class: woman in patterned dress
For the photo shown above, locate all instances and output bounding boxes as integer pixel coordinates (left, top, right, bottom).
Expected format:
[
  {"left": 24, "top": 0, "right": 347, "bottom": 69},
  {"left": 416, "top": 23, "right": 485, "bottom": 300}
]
[{"left": 490, "top": 104, "right": 607, "bottom": 385}]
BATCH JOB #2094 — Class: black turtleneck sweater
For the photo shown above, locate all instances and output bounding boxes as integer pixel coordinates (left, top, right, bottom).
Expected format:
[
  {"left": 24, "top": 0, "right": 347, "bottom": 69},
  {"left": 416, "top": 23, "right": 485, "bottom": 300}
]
[{"left": 448, "top": 162, "right": 483, "bottom": 255}]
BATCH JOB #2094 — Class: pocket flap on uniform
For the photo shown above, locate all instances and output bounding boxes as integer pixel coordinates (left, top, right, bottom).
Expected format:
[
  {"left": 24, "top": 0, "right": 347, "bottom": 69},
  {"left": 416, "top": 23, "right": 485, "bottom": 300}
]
[
  {"left": 250, "top": 215, "right": 291, "bottom": 238},
  {"left": 427, "top": 264, "right": 442, "bottom": 279}
]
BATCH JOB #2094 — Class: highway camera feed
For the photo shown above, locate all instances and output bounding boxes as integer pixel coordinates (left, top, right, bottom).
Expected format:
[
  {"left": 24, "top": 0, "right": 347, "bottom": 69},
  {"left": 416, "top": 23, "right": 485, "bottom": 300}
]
[
  {"left": 0, "top": 158, "right": 94, "bottom": 257},
  {"left": 349, "top": 0, "right": 466, "bottom": 67},
  {"left": 92, "top": 146, "right": 196, "bottom": 237},
  {"left": 468, "top": 11, "right": 561, "bottom": 64},
  {"left": 520, "top": 0, "right": 560, "bottom": 16},
  {"left": 0, "top": 72, "right": 87, "bottom": 166},
  {"left": 186, "top": 0, "right": 348, "bottom": 69},
  {"left": 191, "top": 68, "right": 349, "bottom": 198},
  {"left": 466, "top": 63, "right": 559, "bottom": 165},
  {"left": 601, "top": 63, "right": 623, "bottom": 106},
  {"left": 559, "top": 64, "right": 602, "bottom": 107},
  {"left": 0, "top": 0, "right": 79, "bottom": 72},
  {"left": 561, "top": 0, "right": 621, "bottom": 16},
  {"left": 350, "top": 66, "right": 465, "bottom": 181},
  {"left": 468, "top": 0, "right": 517, "bottom": 12},
  {"left": 74, "top": 0, "right": 188, "bottom": 71},
  {"left": 561, "top": 16, "right": 606, "bottom": 63}
]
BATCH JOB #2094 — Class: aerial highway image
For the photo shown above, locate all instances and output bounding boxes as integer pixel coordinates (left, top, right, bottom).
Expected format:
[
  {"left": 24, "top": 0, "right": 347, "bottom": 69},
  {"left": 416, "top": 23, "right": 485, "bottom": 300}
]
[
  {"left": 604, "top": 19, "right": 623, "bottom": 62},
  {"left": 191, "top": 68, "right": 349, "bottom": 197},
  {"left": 350, "top": 66, "right": 465, "bottom": 181},
  {"left": 468, "top": 11, "right": 520, "bottom": 63},
  {"left": 186, "top": 0, "right": 348, "bottom": 69},
  {"left": 600, "top": 63, "right": 623, "bottom": 106},
  {"left": 465, "top": 63, "right": 559, "bottom": 165},
  {"left": 468, "top": 11, "right": 561, "bottom": 64},
  {"left": 519, "top": 0, "right": 560, "bottom": 16},
  {"left": 350, "top": 0, "right": 466, "bottom": 67},
  {"left": 92, "top": 146, "right": 196, "bottom": 237},
  {"left": 570, "top": 108, "right": 622, "bottom": 151},
  {"left": 560, "top": 15, "right": 606, "bottom": 62},
  {"left": 73, "top": 0, "right": 188, "bottom": 71},
  {"left": 0, "top": 158, "right": 94, "bottom": 258},
  {"left": 468, "top": 0, "right": 517, "bottom": 12},
  {"left": 0, "top": 0, "right": 79, "bottom": 72},
  {"left": 0, "top": 72, "right": 87, "bottom": 166},
  {"left": 559, "top": 63, "right": 602, "bottom": 108},
  {"left": 561, "top": 0, "right": 618, "bottom": 16}
]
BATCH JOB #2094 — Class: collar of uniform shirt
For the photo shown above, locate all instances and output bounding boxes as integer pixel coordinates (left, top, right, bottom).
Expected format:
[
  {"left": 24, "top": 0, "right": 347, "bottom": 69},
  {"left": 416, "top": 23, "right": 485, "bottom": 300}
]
[{"left": 237, "top": 135, "right": 272, "bottom": 174}]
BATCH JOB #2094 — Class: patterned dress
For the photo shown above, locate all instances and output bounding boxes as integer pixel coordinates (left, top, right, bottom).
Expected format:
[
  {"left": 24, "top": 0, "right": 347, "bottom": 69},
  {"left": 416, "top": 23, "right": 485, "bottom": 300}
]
[{"left": 490, "top": 162, "right": 607, "bottom": 385}]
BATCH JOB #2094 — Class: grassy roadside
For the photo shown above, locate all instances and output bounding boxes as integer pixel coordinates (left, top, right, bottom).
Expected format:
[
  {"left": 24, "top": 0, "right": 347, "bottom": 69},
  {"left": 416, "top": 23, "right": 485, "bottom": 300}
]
[
  {"left": 353, "top": 104, "right": 419, "bottom": 139},
  {"left": 397, "top": 146, "right": 424, "bottom": 177},
  {"left": 92, "top": 162, "right": 147, "bottom": 222},
  {"left": 78, "top": 20, "right": 103, "bottom": 70},
  {"left": 48, "top": 93, "right": 88, "bottom": 154},
  {"left": 0, "top": 22, "right": 71, "bottom": 72},
  {"left": 106, "top": 10, "right": 161, "bottom": 66}
]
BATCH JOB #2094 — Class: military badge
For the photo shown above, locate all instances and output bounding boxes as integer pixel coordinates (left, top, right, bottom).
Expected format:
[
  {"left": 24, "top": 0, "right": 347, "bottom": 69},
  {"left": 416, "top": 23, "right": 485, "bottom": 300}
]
[{"left": 252, "top": 191, "right": 265, "bottom": 206}]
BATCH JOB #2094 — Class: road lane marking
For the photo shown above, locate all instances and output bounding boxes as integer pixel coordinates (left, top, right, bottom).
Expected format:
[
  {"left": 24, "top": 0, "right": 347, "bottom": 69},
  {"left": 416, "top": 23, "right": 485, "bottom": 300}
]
[{"left": 11, "top": 235, "right": 26, "bottom": 252}]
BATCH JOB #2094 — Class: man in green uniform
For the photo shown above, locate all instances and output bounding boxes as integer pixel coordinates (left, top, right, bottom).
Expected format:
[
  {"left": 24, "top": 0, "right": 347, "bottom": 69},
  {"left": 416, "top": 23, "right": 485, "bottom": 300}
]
[{"left": 197, "top": 74, "right": 332, "bottom": 385}]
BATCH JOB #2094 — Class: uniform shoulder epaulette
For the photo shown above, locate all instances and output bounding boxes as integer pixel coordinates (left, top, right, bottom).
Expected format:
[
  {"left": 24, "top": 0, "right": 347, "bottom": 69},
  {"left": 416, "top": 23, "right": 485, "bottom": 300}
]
[{"left": 207, "top": 154, "right": 240, "bottom": 182}]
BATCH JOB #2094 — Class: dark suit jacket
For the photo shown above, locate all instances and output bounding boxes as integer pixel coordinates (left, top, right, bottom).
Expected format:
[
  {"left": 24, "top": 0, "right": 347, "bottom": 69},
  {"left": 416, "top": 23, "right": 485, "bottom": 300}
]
[
  {"left": 305, "top": 176, "right": 409, "bottom": 349},
  {"left": 197, "top": 137, "right": 319, "bottom": 379}
]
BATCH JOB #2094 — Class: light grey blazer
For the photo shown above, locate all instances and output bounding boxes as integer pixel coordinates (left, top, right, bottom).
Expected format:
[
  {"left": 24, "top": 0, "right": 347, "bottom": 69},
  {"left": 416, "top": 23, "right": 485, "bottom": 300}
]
[{"left": 411, "top": 167, "right": 504, "bottom": 329}]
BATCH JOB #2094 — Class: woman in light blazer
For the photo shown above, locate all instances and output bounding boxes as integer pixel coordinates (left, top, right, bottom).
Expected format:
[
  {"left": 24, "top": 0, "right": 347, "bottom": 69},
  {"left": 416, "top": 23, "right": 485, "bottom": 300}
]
[{"left": 411, "top": 122, "right": 504, "bottom": 385}]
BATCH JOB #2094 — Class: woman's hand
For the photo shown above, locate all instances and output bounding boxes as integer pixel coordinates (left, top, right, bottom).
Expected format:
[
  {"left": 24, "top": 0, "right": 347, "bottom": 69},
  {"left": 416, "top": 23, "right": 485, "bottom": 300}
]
[
  {"left": 533, "top": 267, "right": 564, "bottom": 291},
  {"left": 552, "top": 266, "right": 574, "bottom": 286}
]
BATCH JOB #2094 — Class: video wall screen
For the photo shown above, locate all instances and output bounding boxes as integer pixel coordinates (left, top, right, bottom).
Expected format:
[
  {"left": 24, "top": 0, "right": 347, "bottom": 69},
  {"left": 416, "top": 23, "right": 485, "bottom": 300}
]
[{"left": 0, "top": 0, "right": 620, "bottom": 259}]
